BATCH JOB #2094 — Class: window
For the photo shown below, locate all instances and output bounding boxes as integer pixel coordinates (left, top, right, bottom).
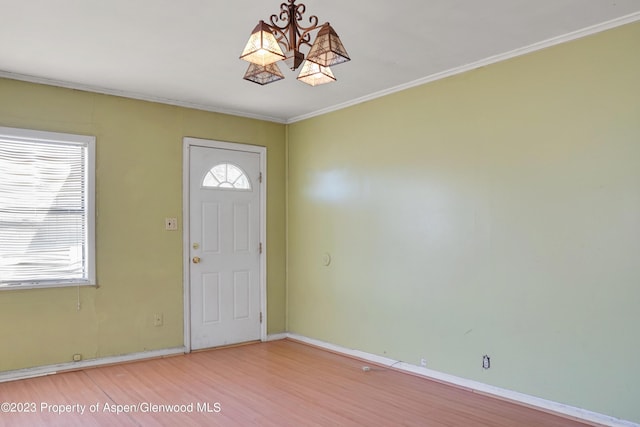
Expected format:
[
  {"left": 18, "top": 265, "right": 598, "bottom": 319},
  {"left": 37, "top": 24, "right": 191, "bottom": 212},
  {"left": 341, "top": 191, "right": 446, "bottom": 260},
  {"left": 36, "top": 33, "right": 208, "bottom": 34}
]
[
  {"left": 0, "top": 126, "right": 96, "bottom": 290},
  {"left": 202, "top": 163, "right": 251, "bottom": 190}
]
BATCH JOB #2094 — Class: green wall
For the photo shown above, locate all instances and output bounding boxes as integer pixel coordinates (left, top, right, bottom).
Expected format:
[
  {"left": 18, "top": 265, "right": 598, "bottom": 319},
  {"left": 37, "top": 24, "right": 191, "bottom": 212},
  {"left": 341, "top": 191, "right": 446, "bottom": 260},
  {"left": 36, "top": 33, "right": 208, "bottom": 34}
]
[
  {"left": 0, "top": 79, "right": 287, "bottom": 371},
  {"left": 287, "top": 22, "right": 640, "bottom": 422}
]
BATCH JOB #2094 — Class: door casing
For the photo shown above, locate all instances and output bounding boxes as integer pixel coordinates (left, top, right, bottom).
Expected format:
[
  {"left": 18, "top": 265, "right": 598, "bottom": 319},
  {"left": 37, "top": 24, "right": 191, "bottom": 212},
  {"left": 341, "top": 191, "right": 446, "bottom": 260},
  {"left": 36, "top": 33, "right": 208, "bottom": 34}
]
[{"left": 182, "top": 137, "right": 267, "bottom": 351}]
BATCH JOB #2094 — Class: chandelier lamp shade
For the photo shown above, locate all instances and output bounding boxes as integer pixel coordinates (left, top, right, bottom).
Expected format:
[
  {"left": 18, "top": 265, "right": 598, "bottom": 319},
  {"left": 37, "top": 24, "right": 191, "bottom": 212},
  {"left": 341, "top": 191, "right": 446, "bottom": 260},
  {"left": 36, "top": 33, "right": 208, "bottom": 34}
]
[
  {"left": 306, "top": 24, "right": 350, "bottom": 67},
  {"left": 243, "top": 62, "right": 286, "bottom": 85},
  {"left": 239, "top": 21, "right": 286, "bottom": 66},
  {"left": 239, "top": 0, "right": 350, "bottom": 86},
  {"left": 297, "top": 60, "right": 335, "bottom": 86}
]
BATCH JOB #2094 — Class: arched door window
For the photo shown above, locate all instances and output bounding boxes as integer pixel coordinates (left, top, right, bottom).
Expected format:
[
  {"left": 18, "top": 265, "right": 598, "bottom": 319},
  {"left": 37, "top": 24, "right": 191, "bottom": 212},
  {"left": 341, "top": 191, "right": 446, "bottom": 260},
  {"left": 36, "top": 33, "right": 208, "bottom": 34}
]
[{"left": 202, "top": 163, "right": 252, "bottom": 190}]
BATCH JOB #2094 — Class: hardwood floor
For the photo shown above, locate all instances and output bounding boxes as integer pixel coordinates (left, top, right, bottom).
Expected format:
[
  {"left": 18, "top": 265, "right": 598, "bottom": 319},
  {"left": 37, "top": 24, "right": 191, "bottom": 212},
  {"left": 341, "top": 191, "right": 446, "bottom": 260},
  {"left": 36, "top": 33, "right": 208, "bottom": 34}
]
[{"left": 0, "top": 339, "right": 593, "bottom": 426}]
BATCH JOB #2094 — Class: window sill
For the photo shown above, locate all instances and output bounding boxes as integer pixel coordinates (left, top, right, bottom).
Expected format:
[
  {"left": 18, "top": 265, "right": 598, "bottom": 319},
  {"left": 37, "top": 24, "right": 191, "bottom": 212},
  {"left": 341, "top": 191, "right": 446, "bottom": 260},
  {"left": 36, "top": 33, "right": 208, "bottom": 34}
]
[{"left": 0, "top": 282, "right": 98, "bottom": 291}]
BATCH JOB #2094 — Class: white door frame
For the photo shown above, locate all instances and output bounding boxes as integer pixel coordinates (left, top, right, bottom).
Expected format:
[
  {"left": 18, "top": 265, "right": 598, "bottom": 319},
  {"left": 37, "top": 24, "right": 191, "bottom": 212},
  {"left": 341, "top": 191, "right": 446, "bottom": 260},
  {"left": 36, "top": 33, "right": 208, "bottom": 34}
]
[{"left": 182, "top": 137, "right": 267, "bottom": 351}]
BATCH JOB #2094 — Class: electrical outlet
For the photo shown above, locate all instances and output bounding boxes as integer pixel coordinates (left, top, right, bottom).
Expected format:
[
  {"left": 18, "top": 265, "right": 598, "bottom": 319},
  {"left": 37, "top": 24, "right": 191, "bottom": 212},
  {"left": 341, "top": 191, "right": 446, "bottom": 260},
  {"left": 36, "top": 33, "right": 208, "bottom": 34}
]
[
  {"left": 165, "top": 218, "right": 178, "bottom": 231},
  {"left": 420, "top": 358, "right": 427, "bottom": 367},
  {"left": 72, "top": 353, "right": 82, "bottom": 362},
  {"left": 482, "top": 355, "right": 491, "bottom": 369},
  {"left": 154, "top": 313, "right": 163, "bottom": 327}
]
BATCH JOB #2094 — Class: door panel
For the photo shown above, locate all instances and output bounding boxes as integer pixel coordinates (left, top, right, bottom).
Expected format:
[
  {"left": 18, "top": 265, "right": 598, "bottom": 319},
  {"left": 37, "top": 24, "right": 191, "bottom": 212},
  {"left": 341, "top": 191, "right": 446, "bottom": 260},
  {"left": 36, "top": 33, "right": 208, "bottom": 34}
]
[
  {"left": 233, "top": 203, "right": 250, "bottom": 252},
  {"left": 189, "top": 145, "right": 261, "bottom": 350},
  {"left": 202, "top": 273, "right": 220, "bottom": 324},
  {"left": 202, "top": 203, "right": 220, "bottom": 253},
  {"left": 233, "top": 271, "right": 251, "bottom": 319}
]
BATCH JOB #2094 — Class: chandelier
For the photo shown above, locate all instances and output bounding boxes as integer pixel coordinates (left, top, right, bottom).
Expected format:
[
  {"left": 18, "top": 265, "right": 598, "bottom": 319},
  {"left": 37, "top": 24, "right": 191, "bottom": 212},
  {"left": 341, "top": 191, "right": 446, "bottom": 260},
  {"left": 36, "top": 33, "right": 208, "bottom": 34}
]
[{"left": 240, "top": 0, "right": 350, "bottom": 86}]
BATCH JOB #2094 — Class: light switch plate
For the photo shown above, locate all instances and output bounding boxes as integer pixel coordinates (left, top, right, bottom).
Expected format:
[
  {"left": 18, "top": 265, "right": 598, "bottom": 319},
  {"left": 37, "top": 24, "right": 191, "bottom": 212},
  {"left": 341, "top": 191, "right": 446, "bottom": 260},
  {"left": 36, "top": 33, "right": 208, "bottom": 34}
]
[{"left": 165, "top": 217, "right": 178, "bottom": 231}]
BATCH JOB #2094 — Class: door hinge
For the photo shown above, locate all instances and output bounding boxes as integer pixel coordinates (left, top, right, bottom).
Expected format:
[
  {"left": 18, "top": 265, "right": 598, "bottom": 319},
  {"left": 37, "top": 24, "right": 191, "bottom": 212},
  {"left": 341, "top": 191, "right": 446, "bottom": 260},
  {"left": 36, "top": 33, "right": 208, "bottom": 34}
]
[
  {"left": 259, "top": 172, "right": 263, "bottom": 183},
  {"left": 260, "top": 312, "right": 263, "bottom": 323},
  {"left": 259, "top": 242, "right": 263, "bottom": 254}
]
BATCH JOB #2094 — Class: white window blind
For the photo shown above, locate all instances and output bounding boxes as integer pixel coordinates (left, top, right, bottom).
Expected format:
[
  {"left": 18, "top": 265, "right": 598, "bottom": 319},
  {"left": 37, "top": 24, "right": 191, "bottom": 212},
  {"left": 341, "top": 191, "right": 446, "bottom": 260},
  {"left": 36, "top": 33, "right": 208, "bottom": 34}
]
[{"left": 0, "top": 126, "right": 95, "bottom": 289}]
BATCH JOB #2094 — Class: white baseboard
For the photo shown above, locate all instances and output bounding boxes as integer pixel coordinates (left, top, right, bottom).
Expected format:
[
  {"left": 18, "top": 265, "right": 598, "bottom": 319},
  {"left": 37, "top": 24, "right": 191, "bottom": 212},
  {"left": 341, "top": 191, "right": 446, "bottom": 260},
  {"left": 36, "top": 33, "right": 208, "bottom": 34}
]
[
  {"left": 266, "top": 333, "right": 289, "bottom": 342},
  {"left": 284, "top": 333, "right": 639, "bottom": 427},
  {"left": 0, "top": 347, "right": 186, "bottom": 383},
  {"left": 2, "top": 336, "right": 637, "bottom": 427}
]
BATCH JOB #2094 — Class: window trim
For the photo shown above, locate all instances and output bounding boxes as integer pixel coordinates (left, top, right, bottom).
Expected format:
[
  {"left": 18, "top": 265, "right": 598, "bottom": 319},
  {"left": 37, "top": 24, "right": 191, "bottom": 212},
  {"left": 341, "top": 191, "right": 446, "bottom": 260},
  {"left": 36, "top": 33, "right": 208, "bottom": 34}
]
[{"left": 0, "top": 126, "right": 96, "bottom": 291}]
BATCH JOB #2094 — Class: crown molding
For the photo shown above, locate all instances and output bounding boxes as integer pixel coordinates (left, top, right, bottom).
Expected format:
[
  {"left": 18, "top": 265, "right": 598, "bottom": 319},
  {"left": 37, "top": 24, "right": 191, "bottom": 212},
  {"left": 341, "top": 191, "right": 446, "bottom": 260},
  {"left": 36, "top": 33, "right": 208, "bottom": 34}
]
[
  {"left": 2, "top": 11, "right": 638, "bottom": 125},
  {"left": 0, "top": 70, "right": 288, "bottom": 124},
  {"left": 287, "top": 11, "right": 640, "bottom": 124}
]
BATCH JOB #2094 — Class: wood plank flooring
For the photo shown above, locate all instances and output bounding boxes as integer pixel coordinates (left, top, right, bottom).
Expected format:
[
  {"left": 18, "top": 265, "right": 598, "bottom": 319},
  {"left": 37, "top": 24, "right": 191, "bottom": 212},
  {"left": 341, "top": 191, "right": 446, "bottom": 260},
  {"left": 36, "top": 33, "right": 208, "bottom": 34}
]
[{"left": 0, "top": 339, "right": 594, "bottom": 426}]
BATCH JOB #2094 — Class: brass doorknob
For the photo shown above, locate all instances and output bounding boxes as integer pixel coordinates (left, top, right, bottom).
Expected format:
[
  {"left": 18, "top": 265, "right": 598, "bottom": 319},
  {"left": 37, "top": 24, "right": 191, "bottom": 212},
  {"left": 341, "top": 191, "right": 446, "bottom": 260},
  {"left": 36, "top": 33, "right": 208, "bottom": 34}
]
[{"left": 192, "top": 256, "right": 201, "bottom": 264}]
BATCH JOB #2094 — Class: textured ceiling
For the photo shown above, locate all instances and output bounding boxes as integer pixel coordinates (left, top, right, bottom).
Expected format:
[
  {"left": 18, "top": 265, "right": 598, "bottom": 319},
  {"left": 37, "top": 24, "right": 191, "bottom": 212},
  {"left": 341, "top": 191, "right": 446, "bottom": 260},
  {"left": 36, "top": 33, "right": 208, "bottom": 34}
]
[{"left": 1, "top": 1, "right": 639, "bottom": 123}]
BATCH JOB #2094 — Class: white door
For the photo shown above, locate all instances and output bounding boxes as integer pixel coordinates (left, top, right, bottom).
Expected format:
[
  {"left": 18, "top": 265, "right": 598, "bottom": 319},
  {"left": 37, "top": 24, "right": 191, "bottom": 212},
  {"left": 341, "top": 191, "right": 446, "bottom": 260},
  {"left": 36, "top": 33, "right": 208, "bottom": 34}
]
[{"left": 189, "top": 145, "right": 262, "bottom": 350}]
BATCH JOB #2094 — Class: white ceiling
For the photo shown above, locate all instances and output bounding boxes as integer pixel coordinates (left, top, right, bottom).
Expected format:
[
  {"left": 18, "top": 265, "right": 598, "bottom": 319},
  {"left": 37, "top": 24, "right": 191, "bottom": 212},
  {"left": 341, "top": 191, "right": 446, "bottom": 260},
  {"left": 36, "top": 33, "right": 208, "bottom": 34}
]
[{"left": 1, "top": 1, "right": 639, "bottom": 123}]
